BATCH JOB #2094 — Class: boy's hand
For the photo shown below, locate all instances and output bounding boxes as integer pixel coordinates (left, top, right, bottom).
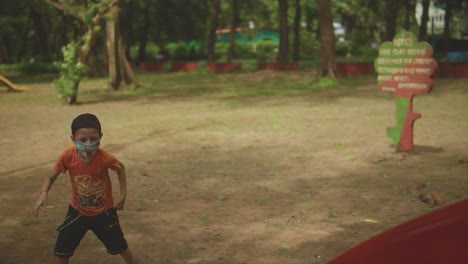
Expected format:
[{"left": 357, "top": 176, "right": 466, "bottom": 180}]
[
  {"left": 114, "top": 195, "right": 126, "bottom": 210},
  {"left": 33, "top": 192, "right": 47, "bottom": 217}
]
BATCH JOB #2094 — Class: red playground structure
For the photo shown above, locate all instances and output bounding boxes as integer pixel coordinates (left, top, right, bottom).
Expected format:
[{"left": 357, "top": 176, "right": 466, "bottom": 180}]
[{"left": 328, "top": 198, "right": 468, "bottom": 264}]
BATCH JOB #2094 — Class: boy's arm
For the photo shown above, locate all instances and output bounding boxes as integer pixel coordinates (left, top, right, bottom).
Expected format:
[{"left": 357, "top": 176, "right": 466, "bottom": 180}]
[
  {"left": 33, "top": 170, "right": 61, "bottom": 217},
  {"left": 114, "top": 162, "right": 127, "bottom": 210}
]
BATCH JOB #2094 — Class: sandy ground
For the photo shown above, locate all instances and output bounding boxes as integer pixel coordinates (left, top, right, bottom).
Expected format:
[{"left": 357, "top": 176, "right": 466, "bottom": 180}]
[{"left": 0, "top": 74, "right": 467, "bottom": 264}]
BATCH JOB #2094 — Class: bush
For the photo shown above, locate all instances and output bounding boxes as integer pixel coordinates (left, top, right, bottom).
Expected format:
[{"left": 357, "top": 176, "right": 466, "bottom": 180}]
[
  {"left": 23, "top": 63, "right": 55, "bottom": 74},
  {"left": 52, "top": 42, "right": 88, "bottom": 100},
  {"left": 165, "top": 41, "right": 201, "bottom": 61},
  {"left": 187, "top": 41, "right": 201, "bottom": 61},
  {"left": 336, "top": 42, "right": 350, "bottom": 57},
  {"left": 165, "top": 42, "right": 186, "bottom": 61},
  {"left": 255, "top": 40, "right": 278, "bottom": 62},
  {"left": 130, "top": 42, "right": 160, "bottom": 62},
  {"left": 0, "top": 62, "right": 56, "bottom": 75},
  {"left": 234, "top": 41, "right": 250, "bottom": 59},
  {"left": 214, "top": 41, "right": 250, "bottom": 61},
  {"left": 214, "top": 42, "right": 229, "bottom": 61},
  {"left": 298, "top": 31, "right": 320, "bottom": 60}
]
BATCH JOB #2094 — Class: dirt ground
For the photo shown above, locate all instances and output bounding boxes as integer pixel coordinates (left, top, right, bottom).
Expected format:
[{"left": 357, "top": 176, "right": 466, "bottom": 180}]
[{"left": 0, "top": 73, "right": 467, "bottom": 264}]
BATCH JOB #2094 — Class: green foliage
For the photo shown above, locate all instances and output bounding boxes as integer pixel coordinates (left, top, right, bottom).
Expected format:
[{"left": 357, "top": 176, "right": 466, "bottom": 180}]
[
  {"left": 166, "top": 42, "right": 188, "bottom": 61},
  {"left": 146, "top": 43, "right": 161, "bottom": 60},
  {"left": 187, "top": 41, "right": 201, "bottom": 61},
  {"left": 255, "top": 40, "right": 278, "bottom": 62},
  {"left": 336, "top": 42, "right": 350, "bottom": 57},
  {"left": 130, "top": 42, "right": 160, "bottom": 61},
  {"left": 0, "top": 63, "right": 55, "bottom": 74},
  {"left": 235, "top": 41, "right": 251, "bottom": 59},
  {"left": 299, "top": 31, "right": 320, "bottom": 60},
  {"left": 166, "top": 41, "right": 201, "bottom": 61},
  {"left": 335, "top": 56, "right": 376, "bottom": 63},
  {"left": 315, "top": 77, "right": 340, "bottom": 90},
  {"left": 84, "top": 1, "right": 107, "bottom": 23},
  {"left": 52, "top": 42, "right": 88, "bottom": 99},
  {"left": 215, "top": 42, "right": 229, "bottom": 61},
  {"left": 214, "top": 41, "right": 251, "bottom": 61},
  {"left": 335, "top": 39, "right": 378, "bottom": 63}
]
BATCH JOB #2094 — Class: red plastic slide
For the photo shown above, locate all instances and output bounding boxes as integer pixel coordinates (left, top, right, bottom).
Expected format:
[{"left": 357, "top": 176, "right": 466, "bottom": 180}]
[{"left": 328, "top": 198, "right": 468, "bottom": 264}]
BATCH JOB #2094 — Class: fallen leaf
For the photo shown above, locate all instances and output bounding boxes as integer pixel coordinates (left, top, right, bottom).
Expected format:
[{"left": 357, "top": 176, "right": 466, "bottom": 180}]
[{"left": 363, "top": 218, "right": 380, "bottom": 223}]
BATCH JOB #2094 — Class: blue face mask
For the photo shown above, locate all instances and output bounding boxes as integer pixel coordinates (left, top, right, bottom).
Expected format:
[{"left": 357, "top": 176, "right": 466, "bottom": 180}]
[{"left": 75, "top": 140, "right": 100, "bottom": 162}]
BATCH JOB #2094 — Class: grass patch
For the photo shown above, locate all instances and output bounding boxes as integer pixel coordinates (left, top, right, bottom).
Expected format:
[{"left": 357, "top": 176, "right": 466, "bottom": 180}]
[
  {"left": 199, "top": 214, "right": 209, "bottom": 225},
  {"left": 176, "top": 244, "right": 194, "bottom": 259},
  {"left": 278, "top": 246, "right": 294, "bottom": 258},
  {"left": 75, "top": 70, "right": 351, "bottom": 103},
  {"left": 255, "top": 198, "right": 267, "bottom": 206}
]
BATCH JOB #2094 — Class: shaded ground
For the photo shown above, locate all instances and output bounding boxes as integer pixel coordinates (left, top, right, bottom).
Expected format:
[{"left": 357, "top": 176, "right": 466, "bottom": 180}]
[{"left": 0, "top": 72, "right": 467, "bottom": 264}]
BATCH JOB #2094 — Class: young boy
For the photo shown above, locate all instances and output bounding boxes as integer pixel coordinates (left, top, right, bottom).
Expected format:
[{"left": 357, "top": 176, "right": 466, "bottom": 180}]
[{"left": 33, "top": 113, "right": 135, "bottom": 264}]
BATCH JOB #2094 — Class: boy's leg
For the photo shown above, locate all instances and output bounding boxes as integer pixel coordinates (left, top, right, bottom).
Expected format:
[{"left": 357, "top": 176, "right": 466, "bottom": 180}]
[
  {"left": 92, "top": 208, "right": 132, "bottom": 261},
  {"left": 55, "top": 257, "right": 69, "bottom": 264},
  {"left": 120, "top": 248, "right": 135, "bottom": 264},
  {"left": 54, "top": 206, "right": 88, "bottom": 260}
]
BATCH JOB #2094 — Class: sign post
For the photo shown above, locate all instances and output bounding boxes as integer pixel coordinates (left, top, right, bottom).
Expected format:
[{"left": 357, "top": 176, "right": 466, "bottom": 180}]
[{"left": 374, "top": 30, "right": 437, "bottom": 152}]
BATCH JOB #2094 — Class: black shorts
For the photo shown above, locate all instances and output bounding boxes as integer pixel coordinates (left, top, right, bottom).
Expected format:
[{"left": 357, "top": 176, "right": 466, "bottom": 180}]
[{"left": 54, "top": 205, "right": 128, "bottom": 258}]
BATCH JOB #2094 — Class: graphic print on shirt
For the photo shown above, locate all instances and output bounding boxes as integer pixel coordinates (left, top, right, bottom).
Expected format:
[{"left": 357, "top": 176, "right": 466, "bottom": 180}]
[{"left": 74, "top": 174, "right": 107, "bottom": 209}]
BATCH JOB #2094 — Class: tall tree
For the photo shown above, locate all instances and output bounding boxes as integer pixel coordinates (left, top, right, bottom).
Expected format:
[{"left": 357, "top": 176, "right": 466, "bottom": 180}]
[
  {"left": 45, "top": 0, "right": 139, "bottom": 104},
  {"left": 135, "top": 1, "right": 151, "bottom": 65},
  {"left": 293, "top": 0, "right": 301, "bottom": 63},
  {"left": 335, "top": 0, "right": 385, "bottom": 50},
  {"left": 29, "top": 5, "right": 53, "bottom": 61},
  {"left": 106, "top": 1, "right": 140, "bottom": 90},
  {"left": 384, "top": 0, "right": 400, "bottom": 41},
  {"left": 440, "top": 0, "right": 465, "bottom": 54},
  {"left": 443, "top": 0, "right": 454, "bottom": 54},
  {"left": 304, "top": 0, "right": 315, "bottom": 33},
  {"left": 404, "top": 0, "right": 416, "bottom": 30},
  {"left": 419, "top": 0, "right": 430, "bottom": 41},
  {"left": 207, "top": 0, "right": 221, "bottom": 64},
  {"left": 227, "top": 0, "right": 240, "bottom": 63},
  {"left": 278, "top": 0, "right": 289, "bottom": 63},
  {"left": 317, "top": 0, "right": 336, "bottom": 79},
  {"left": 122, "top": 0, "right": 135, "bottom": 60},
  {"left": 0, "top": 0, "right": 63, "bottom": 63}
]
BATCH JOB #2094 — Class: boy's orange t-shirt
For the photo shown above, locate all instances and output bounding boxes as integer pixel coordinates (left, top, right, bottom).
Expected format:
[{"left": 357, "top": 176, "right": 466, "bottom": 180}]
[{"left": 54, "top": 146, "right": 122, "bottom": 216}]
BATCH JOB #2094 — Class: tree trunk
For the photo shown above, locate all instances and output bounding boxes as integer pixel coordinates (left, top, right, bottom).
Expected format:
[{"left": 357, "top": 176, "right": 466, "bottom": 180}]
[
  {"left": 419, "top": 0, "right": 430, "bottom": 41},
  {"left": 227, "top": 0, "right": 240, "bottom": 63},
  {"left": 107, "top": 11, "right": 122, "bottom": 90},
  {"left": 207, "top": 0, "right": 221, "bottom": 64},
  {"left": 293, "top": 0, "right": 301, "bottom": 63},
  {"left": 106, "top": 4, "right": 140, "bottom": 90},
  {"left": 123, "top": 0, "right": 135, "bottom": 60},
  {"left": 384, "top": 0, "right": 400, "bottom": 41},
  {"left": 316, "top": 0, "right": 336, "bottom": 80},
  {"left": 16, "top": 8, "right": 32, "bottom": 62},
  {"left": 76, "top": 10, "right": 106, "bottom": 76},
  {"left": 67, "top": 82, "right": 80, "bottom": 105},
  {"left": 404, "top": 0, "right": 416, "bottom": 30},
  {"left": 0, "top": 35, "right": 11, "bottom": 63},
  {"left": 278, "top": 0, "right": 289, "bottom": 64},
  {"left": 443, "top": 1, "right": 453, "bottom": 54},
  {"left": 305, "top": 3, "right": 314, "bottom": 33},
  {"left": 0, "top": 34, "right": 11, "bottom": 64},
  {"left": 136, "top": 1, "right": 150, "bottom": 65},
  {"left": 30, "top": 6, "right": 52, "bottom": 61},
  {"left": 56, "top": 14, "right": 69, "bottom": 61}
]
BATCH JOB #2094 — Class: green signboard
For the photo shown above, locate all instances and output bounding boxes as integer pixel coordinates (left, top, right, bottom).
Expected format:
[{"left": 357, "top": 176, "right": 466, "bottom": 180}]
[{"left": 374, "top": 30, "right": 437, "bottom": 152}]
